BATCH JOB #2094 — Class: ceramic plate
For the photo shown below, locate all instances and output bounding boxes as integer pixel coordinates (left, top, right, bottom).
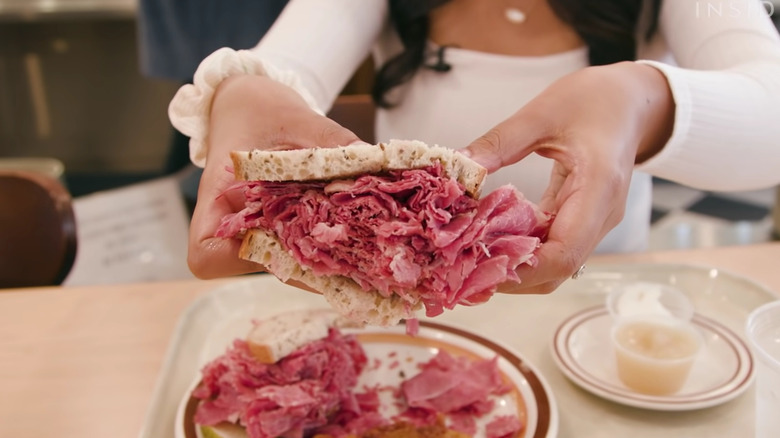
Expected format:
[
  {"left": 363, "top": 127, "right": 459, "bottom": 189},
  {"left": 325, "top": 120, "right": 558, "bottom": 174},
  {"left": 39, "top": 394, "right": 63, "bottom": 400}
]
[
  {"left": 176, "top": 320, "right": 558, "bottom": 438},
  {"left": 551, "top": 306, "right": 754, "bottom": 411}
]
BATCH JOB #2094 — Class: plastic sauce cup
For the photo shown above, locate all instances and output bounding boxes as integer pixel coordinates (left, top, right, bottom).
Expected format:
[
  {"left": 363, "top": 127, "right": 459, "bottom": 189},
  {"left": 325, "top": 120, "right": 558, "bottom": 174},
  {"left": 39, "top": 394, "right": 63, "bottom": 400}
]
[{"left": 611, "top": 315, "right": 703, "bottom": 395}]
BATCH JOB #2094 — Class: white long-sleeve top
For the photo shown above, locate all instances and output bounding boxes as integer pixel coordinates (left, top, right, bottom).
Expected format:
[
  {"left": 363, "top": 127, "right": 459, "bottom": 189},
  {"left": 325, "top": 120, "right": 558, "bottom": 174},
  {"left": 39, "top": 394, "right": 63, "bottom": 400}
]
[{"left": 170, "top": 0, "right": 780, "bottom": 253}]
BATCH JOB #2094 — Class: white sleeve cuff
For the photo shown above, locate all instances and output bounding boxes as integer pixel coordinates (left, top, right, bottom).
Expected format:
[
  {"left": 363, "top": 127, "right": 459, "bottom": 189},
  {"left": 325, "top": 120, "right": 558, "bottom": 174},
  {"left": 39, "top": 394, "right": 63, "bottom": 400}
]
[
  {"left": 167, "top": 47, "right": 324, "bottom": 168},
  {"left": 633, "top": 59, "right": 694, "bottom": 179}
]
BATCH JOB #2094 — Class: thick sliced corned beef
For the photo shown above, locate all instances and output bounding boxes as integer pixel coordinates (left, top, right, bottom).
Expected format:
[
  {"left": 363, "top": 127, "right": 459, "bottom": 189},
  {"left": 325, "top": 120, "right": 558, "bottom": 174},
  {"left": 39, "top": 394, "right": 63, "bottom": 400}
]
[
  {"left": 486, "top": 415, "right": 526, "bottom": 438},
  {"left": 398, "top": 350, "right": 522, "bottom": 437},
  {"left": 193, "top": 328, "right": 384, "bottom": 438},
  {"left": 216, "top": 163, "right": 550, "bottom": 317},
  {"left": 195, "top": 330, "right": 524, "bottom": 438}
]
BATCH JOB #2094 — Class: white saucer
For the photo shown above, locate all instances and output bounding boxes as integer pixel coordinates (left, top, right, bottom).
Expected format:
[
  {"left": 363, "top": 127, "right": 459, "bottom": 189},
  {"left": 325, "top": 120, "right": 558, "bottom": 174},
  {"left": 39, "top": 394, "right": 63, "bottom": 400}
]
[{"left": 551, "top": 306, "right": 754, "bottom": 411}]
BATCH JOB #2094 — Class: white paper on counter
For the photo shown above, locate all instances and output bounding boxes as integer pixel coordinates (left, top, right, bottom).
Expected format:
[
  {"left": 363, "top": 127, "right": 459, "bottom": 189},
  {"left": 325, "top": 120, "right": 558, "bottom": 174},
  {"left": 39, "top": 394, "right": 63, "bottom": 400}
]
[{"left": 63, "top": 176, "right": 194, "bottom": 286}]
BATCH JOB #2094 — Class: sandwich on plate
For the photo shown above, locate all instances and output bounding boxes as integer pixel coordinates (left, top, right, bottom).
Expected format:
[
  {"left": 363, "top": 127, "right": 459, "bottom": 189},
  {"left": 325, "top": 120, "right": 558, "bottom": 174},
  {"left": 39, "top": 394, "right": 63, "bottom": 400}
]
[
  {"left": 188, "top": 309, "right": 523, "bottom": 438},
  {"left": 216, "top": 140, "right": 551, "bottom": 328}
]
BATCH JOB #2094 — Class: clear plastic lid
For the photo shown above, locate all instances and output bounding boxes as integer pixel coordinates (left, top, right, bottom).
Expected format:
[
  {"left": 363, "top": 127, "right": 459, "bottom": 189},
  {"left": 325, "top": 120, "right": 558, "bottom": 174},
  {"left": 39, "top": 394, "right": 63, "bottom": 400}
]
[{"left": 606, "top": 281, "right": 695, "bottom": 322}]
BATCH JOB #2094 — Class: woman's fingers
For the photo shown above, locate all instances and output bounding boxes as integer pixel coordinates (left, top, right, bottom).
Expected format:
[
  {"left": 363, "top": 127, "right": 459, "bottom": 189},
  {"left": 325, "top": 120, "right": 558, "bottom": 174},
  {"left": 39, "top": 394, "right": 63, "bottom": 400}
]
[
  {"left": 497, "top": 155, "right": 628, "bottom": 294},
  {"left": 188, "top": 235, "right": 263, "bottom": 279},
  {"left": 460, "top": 109, "right": 554, "bottom": 172},
  {"left": 187, "top": 164, "right": 258, "bottom": 278}
]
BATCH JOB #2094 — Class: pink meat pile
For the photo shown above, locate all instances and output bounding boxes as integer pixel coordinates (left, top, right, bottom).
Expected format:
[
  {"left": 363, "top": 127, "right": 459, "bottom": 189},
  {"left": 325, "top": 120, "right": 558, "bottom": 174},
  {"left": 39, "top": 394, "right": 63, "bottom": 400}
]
[
  {"left": 193, "top": 327, "right": 523, "bottom": 438},
  {"left": 217, "top": 163, "right": 550, "bottom": 317}
]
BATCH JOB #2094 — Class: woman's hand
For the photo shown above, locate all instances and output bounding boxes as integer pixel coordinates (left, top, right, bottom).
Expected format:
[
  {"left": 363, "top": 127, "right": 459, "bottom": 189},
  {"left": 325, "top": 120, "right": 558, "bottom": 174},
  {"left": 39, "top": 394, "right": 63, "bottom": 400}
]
[
  {"left": 187, "top": 75, "right": 361, "bottom": 279},
  {"left": 461, "top": 61, "right": 675, "bottom": 294}
]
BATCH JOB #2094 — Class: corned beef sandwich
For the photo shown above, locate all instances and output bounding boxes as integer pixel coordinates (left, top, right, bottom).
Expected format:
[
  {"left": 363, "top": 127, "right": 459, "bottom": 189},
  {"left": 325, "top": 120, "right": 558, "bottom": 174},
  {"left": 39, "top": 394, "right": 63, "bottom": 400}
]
[
  {"left": 190, "top": 309, "right": 525, "bottom": 438},
  {"left": 216, "top": 140, "right": 551, "bottom": 327}
]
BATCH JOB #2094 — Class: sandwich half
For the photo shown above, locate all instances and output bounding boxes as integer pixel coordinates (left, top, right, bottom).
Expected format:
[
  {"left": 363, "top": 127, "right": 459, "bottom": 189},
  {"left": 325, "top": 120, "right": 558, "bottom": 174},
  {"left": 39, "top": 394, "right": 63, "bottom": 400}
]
[
  {"left": 216, "top": 139, "right": 551, "bottom": 327},
  {"left": 192, "top": 308, "right": 513, "bottom": 438}
]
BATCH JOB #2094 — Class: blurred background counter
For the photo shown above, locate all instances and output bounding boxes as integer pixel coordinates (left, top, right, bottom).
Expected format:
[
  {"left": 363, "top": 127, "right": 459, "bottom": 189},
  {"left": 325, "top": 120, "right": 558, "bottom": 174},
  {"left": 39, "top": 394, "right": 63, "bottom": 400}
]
[
  {"left": 0, "top": 0, "right": 178, "bottom": 196},
  {"left": 0, "top": 0, "right": 135, "bottom": 19}
]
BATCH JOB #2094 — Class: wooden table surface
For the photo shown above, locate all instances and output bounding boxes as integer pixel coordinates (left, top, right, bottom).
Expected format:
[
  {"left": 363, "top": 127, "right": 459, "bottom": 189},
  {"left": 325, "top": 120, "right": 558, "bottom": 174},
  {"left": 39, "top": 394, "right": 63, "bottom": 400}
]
[{"left": 1, "top": 242, "right": 779, "bottom": 437}]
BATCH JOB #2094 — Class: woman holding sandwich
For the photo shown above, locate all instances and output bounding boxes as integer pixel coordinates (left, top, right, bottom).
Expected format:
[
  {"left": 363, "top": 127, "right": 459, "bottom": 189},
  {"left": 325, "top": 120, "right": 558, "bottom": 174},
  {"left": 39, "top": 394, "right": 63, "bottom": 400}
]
[{"left": 170, "top": 0, "right": 780, "bottom": 295}]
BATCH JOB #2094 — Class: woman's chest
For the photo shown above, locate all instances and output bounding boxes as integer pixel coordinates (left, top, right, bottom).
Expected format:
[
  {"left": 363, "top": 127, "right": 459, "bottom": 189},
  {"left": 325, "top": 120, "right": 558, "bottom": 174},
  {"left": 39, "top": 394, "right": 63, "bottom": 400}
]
[{"left": 427, "top": 0, "right": 584, "bottom": 56}]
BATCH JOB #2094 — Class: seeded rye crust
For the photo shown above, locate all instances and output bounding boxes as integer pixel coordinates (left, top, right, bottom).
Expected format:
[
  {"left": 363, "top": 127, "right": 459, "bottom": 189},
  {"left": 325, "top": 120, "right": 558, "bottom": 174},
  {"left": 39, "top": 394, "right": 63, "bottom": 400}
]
[
  {"left": 230, "top": 139, "right": 486, "bottom": 197},
  {"left": 233, "top": 140, "right": 488, "bottom": 327}
]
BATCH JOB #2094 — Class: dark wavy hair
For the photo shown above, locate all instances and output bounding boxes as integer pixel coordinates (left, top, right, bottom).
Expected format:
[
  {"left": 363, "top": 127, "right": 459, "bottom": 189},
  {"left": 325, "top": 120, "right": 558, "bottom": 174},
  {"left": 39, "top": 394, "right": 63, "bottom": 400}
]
[{"left": 372, "top": 0, "right": 662, "bottom": 108}]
